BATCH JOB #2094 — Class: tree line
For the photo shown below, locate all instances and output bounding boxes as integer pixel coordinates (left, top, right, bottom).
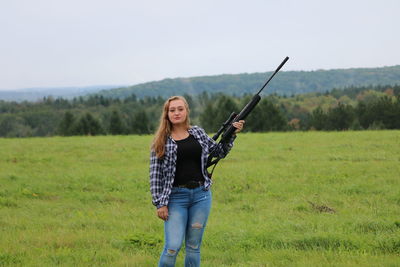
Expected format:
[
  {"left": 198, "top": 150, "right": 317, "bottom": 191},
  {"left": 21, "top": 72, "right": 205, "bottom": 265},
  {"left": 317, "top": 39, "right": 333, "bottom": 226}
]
[{"left": 0, "top": 85, "right": 399, "bottom": 138}]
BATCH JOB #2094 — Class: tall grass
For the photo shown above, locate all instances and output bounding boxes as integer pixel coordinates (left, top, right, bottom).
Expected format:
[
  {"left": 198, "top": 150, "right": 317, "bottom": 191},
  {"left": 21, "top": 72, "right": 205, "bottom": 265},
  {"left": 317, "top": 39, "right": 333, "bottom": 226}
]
[{"left": 0, "top": 131, "right": 399, "bottom": 266}]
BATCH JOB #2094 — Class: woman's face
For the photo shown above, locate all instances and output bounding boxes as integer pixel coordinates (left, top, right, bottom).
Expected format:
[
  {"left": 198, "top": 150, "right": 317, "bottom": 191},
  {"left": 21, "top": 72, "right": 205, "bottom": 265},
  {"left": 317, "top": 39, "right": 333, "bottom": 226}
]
[{"left": 168, "top": 99, "right": 187, "bottom": 126}]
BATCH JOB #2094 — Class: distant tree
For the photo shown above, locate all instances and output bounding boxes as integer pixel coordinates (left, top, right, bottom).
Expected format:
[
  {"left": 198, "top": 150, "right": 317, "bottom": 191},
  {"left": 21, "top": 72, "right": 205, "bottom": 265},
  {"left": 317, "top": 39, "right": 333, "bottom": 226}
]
[
  {"left": 394, "top": 96, "right": 400, "bottom": 128},
  {"left": 0, "top": 114, "right": 32, "bottom": 137},
  {"left": 58, "top": 111, "right": 76, "bottom": 136},
  {"left": 199, "top": 102, "right": 218, "bottom": 132},
  {"left": 54, "top": 98, "right": 71, "bottom": 109},
  {"left": 357, "top": 96, "right": 400, "bottom": 130},
  {"left": 356, "top": 101, "right": 371, "bottom": 129},
  {"left": 374, "top": 96, "right": 399, "bottom": 129},
  {"left": 213, "top": 95, "right": 238, "bottom": 131},
  {"left": 74, "top": 113, "right": 103, "bottom": 136},
  {"left": 199, "top": 95, "right": 237, "bottom": 132},
  {"left": 326, "top": 103, "right": 354, "bottom": 130},
  {"left": 109, "top": 110, "right": 125, "bottom": 135},
  {"left": 350, "top": 119, "right": 363, "bottom": 130},
  {"left": 130, "top": 109, "right": 151, "bottom": 134},
  {"left": 309, "top": 106, "right": 326, "bottom": 130},
  {"left": 183, "top": 93, "right": 194, "bottom": 108},
  {"left": 198, "top": 91, "right": 210, "bottom": 107},
  {"left": 124, "top": 94, "right": 137, "bottom": 104},
  {"left": 245, "top": 99, "right": 287, "bottom": 132}
]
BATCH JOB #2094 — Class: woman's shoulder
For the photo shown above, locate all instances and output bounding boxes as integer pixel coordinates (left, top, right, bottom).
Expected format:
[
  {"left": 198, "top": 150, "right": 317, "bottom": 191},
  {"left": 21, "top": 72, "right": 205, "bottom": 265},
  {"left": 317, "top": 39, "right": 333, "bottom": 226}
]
[
  {"left": 189, "top": 125, "right": 205, "bottom": 134},
  {"left": 189, "top": 125, "right": 210, "bottom": 140}
]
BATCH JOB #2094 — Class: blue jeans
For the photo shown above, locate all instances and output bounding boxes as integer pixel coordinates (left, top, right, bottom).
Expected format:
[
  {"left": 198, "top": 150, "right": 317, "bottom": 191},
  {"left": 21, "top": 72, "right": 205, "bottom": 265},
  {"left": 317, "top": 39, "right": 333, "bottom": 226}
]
[{"left": 158, "top": 185, "right": 212, "bottom": 267}]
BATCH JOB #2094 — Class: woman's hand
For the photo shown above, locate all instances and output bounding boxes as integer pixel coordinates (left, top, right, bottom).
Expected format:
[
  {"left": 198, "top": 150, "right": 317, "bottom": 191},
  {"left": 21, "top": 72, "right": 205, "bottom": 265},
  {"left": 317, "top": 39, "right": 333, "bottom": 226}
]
[
  {"left": 233, "top": 120, "right": 245, "bottom": 134},
  {"left": 157, "top": 206, "right": 168, "bottom": 221}
]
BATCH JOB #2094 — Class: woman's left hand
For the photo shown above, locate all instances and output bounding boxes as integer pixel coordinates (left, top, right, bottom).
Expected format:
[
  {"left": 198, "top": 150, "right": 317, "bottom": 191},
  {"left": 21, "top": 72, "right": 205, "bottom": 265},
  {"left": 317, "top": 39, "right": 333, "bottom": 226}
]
[{"left": 233, "top": 120, "right": 245, "bottom": 133}]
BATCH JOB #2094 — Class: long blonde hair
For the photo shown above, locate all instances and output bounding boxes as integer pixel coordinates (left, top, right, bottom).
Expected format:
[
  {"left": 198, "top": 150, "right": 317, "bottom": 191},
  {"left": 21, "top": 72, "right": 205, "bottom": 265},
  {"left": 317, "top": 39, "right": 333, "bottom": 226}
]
[{"left": 152, "top": 96, "right": 190, "bottom": 158}]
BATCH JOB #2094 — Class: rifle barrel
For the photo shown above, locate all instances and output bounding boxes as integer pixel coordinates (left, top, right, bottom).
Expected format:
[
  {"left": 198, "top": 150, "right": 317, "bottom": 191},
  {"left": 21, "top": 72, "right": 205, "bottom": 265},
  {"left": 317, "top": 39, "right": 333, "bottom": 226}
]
[{"left": 256, "top": 56, "right": 289, "bottom": 95}]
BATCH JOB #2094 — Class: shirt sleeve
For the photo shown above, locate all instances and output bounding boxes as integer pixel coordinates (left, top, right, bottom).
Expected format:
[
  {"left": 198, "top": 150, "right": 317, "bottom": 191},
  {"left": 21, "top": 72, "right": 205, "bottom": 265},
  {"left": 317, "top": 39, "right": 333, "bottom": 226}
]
[
  {"left": 149, "top": 149, "right": 166, "bottom": 208},
  {"left": 200, "top": 127, "right": 236, "bottom": 159}
]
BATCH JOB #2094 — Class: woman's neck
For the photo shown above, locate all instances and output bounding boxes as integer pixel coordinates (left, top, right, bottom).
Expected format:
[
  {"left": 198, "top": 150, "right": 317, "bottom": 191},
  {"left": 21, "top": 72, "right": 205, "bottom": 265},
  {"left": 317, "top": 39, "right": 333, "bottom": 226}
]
[{"left": 171, "top": 124, "right": 189, "bottom": 140}]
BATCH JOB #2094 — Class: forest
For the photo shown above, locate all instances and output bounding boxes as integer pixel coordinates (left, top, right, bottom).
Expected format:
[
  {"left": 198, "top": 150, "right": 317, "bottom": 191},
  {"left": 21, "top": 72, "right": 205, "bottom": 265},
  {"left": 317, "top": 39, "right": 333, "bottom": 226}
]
[{"left": 0, "top": 85, "right": 399, "bottom": 138}]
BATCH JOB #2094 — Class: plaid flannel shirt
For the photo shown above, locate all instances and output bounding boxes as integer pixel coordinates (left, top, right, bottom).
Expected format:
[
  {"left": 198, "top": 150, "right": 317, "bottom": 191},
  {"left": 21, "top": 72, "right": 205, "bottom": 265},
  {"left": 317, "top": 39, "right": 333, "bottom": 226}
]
[{"left": 149, "top": 125, "right": 236, "bottom": 209}]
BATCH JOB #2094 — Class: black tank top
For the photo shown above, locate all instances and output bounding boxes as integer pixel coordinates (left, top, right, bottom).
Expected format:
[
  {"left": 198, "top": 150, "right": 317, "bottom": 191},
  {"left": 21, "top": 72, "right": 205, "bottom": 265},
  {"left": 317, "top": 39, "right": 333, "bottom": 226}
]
[{"left": 173, "top": 134, "right": 204, "bottom": 186}]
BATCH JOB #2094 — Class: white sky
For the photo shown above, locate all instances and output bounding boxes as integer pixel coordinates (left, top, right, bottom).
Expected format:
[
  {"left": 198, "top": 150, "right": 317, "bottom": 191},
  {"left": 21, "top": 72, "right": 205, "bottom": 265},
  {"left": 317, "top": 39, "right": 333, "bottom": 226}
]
[{"left": 0, "top": 0, "right": 399, "bottom": 90}]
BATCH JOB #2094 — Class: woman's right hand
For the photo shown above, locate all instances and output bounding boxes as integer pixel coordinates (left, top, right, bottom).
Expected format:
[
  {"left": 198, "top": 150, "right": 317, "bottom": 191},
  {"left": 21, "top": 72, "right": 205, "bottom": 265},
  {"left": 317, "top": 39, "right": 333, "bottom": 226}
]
[{"left": 157, "top": 206, "right": 168, "bottom": 221}]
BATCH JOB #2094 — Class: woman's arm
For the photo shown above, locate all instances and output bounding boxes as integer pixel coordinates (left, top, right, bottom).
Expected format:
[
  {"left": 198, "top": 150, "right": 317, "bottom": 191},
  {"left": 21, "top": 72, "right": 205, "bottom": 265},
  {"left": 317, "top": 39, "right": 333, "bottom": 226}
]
[
  {"left": 149, "top": 150, "right": 171, "bottom": 221},
  {"left": 149, "top": 150, "right": 165, "bottom": 209},
  {"left": 204, "top": 120, "right": 245, "bottom": 158}
]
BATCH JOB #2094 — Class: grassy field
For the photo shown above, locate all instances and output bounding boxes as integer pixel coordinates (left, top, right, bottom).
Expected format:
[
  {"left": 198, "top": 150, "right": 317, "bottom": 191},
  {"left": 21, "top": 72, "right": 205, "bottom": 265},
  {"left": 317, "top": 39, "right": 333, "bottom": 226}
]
[{"left": 0, "top": 131, "right": 399, "bottom": 266}]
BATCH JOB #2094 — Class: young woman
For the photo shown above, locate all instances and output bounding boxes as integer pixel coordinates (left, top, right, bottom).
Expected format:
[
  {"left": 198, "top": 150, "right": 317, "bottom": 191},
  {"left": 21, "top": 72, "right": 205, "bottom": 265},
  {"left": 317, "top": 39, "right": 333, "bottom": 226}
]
[{"left": 150, "top": 96, "right": 244, "bottom": 267}]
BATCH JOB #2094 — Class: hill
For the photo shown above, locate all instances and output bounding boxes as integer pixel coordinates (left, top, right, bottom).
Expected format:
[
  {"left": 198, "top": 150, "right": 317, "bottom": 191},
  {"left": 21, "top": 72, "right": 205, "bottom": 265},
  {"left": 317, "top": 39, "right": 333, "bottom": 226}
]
[{"left": 94, "top": 65, "right": 400, "bottom": 99}]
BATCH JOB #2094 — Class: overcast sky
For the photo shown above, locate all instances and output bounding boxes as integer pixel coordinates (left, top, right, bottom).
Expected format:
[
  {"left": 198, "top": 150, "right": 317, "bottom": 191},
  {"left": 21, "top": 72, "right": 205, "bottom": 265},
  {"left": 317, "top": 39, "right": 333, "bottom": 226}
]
[{"left": 0, "top": 0, "right": 399, "bottom": 90}]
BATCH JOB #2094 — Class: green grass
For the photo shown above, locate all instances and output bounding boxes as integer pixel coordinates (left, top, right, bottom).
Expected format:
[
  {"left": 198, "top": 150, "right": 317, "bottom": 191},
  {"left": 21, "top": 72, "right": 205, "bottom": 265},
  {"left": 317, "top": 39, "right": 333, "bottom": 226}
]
[{"left": 0, "top": 131, "right": 399, "bottom": 266}]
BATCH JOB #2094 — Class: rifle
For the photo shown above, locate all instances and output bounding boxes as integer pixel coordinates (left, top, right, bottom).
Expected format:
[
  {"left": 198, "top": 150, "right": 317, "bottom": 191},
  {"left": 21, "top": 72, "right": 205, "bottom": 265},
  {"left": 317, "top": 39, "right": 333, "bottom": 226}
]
[{"left": 206, "top": 56, "right": 289, "bottom": 175}]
